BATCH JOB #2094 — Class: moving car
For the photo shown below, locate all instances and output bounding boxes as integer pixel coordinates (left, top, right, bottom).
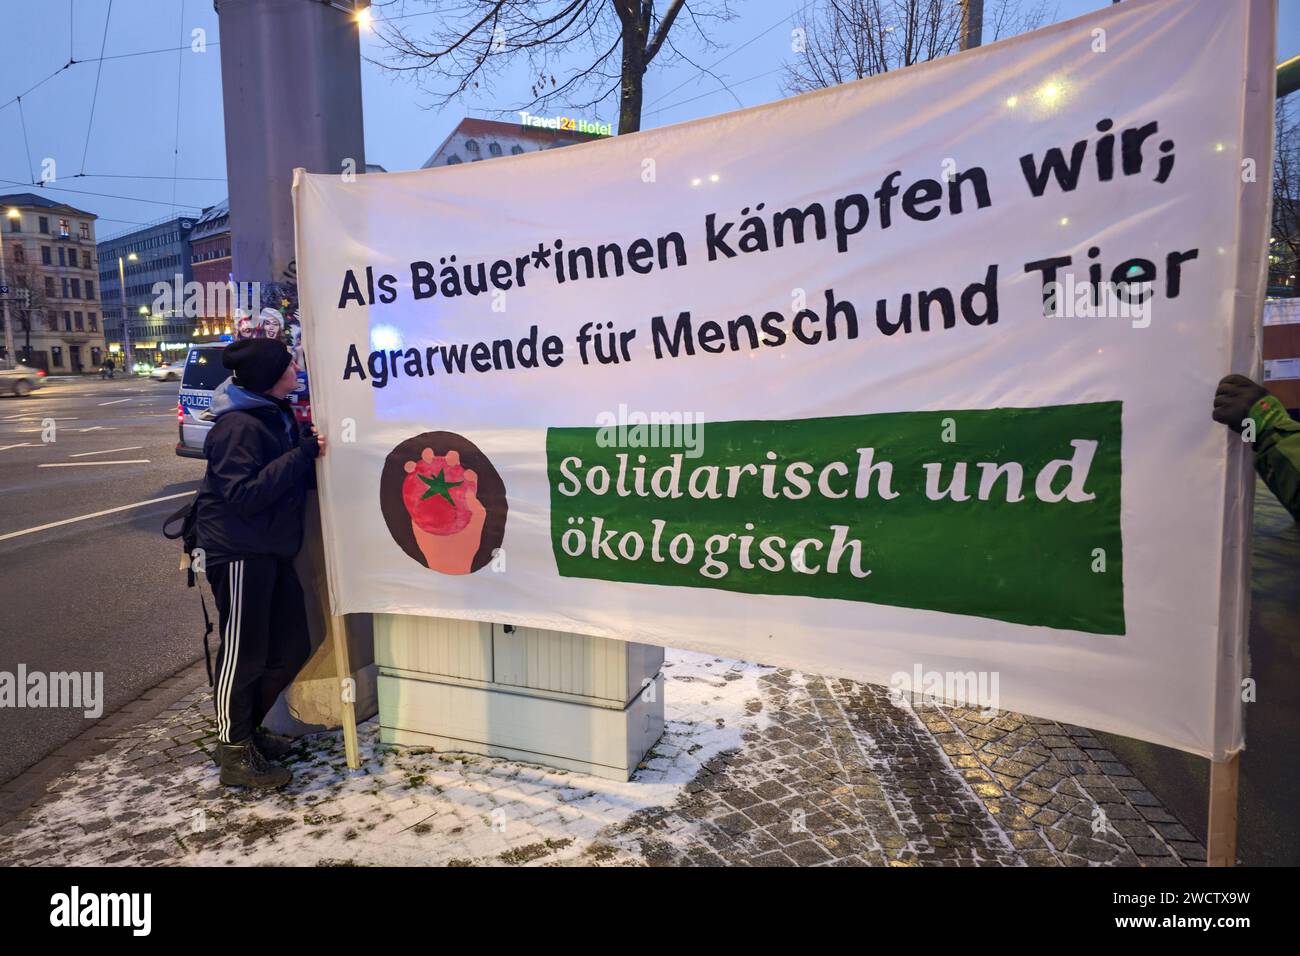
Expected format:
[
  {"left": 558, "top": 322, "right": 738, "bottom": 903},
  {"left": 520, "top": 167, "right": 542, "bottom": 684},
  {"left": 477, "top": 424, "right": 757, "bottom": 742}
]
[
  {"left": 150, "top": 362, "right": 184, "bottom": 382},
  {"left": 0, "top": 361, "right": 46, "bottom": 397}
]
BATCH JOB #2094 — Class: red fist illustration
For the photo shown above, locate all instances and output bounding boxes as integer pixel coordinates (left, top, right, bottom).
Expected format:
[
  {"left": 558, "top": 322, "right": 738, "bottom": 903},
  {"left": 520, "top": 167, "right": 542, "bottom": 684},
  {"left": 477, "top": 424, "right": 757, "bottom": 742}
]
[
  {"left": 402, "top": 449, "right": 477, "bottom": 535},
  {"left": 400, "top": 448, "right": 487, "bottom": 575}
]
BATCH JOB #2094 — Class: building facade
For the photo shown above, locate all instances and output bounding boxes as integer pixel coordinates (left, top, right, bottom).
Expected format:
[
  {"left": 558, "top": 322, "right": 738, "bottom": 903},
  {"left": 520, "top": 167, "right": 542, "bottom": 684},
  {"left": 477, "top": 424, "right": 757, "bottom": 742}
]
[
  {"left": 97, "top": 215, "right": 198, "bottom": 366},
  {"left": 189, "top": 198, "right": 232, "bottom": 329},
  {"left": 1, "top": 193, "right": 104, "bottom": 373},
  {"left": 421, "top": 116, "right": 605, "bottom": 169}
]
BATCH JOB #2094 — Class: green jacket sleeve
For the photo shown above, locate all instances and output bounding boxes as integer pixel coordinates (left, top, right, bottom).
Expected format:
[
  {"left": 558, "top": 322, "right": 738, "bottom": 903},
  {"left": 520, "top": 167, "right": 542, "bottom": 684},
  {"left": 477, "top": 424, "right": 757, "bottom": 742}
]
[{"left": 1250, "top": 395, "right": 1300, "bottom": 522}]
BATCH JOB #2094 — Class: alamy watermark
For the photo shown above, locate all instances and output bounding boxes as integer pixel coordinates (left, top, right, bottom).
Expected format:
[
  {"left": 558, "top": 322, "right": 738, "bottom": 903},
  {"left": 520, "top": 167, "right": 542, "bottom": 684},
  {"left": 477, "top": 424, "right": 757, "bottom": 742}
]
[
  {"left": 888, "top": 663, "right": 1000, "bottom": 716},
  {"left": 0, "top": 664, "right": 103, "bottom": 718},
  {"left": 151, "top": 277, "right": 261, "bottom": 319},
  {"left": 1042, "top": 275, "right": 1153, "bottom": 328},
  {"left": 595, "top": 403, "right": 705, "bottom": 458}
]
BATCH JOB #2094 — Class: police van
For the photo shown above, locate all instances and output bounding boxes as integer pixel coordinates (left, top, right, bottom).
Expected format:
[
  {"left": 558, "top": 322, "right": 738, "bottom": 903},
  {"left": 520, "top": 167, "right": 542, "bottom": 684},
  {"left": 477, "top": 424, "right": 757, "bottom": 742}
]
[
  {"left": 175, "top": 344, "right": 227, "bottom": 458},
  {"left": 174, "top": 341, "right": 311, "bottom": 458}
]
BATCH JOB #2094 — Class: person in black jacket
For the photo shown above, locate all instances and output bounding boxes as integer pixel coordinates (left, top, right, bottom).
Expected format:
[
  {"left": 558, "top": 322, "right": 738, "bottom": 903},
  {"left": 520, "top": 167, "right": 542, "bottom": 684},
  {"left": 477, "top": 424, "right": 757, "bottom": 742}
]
[{"left": 194, "top": 338, "right": 325, "bottom": 789}]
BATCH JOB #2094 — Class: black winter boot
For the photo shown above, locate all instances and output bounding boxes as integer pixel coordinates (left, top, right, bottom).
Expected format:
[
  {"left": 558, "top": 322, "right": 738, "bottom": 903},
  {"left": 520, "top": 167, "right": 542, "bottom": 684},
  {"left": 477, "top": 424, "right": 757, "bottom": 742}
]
[
  {"left": 253, "top": 730, "right": 297, "bottom": 761},
  {"left": 209, "top": 731, "right": 298, "bottom": 766},
  {"left": 218, "top": 738, "right": 292, "bottom": 790}
]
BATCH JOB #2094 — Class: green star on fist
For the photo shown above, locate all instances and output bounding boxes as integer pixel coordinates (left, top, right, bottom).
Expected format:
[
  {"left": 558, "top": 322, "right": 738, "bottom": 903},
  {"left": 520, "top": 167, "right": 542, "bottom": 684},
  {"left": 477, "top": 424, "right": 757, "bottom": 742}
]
[{"left": 418, "top": 468, "right": 464, "bottom": 506}]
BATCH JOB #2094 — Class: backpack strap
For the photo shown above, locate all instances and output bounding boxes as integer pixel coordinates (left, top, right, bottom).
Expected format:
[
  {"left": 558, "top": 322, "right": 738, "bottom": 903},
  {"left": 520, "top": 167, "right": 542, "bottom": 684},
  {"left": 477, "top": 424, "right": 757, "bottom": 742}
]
[
  {"left": 199, "top": 590, "right": 215, "bottom": 687},
  {"left": 162, "top": 501, "right": 192, "bottom": 540}
]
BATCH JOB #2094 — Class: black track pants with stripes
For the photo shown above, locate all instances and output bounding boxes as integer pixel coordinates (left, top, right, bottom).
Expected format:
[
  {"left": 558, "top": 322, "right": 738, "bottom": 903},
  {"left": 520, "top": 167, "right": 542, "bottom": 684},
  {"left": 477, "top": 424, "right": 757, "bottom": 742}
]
[{"left": 207, "top": 557, "right": 312, "bottom": 744}]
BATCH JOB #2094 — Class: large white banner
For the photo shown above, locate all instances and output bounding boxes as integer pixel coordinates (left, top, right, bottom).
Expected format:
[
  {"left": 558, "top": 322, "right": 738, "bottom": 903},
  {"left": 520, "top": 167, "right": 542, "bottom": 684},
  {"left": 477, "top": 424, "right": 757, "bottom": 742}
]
[{"left": 294, "top": 0, "right": 1274, "bottom": 758}]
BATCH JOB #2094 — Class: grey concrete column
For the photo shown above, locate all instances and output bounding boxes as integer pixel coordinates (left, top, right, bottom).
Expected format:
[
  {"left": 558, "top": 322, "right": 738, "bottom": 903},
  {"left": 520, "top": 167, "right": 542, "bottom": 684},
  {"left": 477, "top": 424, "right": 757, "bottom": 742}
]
[{"left": 216, "top": 0, "right": 367, "bottom": 285}]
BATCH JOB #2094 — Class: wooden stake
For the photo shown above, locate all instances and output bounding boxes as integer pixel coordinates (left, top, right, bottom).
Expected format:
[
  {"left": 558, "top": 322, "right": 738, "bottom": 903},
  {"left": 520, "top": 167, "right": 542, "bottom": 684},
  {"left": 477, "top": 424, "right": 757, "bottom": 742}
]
[
  {"left": 330, "top": 613, "right": 361, "bottom": 770},
  {"left": 1206, "top": 753, "right": 1240, "bottom": 866}
]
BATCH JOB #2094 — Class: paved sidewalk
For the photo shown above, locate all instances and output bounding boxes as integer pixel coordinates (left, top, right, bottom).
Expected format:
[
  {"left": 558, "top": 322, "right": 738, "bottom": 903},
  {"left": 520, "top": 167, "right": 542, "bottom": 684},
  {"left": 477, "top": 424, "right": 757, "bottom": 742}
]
[{"left": 0, "top": 650, "right": 1200, "bottom": 867}]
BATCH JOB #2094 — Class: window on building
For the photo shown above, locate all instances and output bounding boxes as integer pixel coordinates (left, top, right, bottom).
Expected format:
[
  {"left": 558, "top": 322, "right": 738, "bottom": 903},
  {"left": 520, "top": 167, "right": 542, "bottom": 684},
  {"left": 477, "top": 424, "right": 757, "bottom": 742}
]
[
  {"left": 88, "top": 312, "right": 98, "bottom": 331},
  {"left": 63, "top": 311, "right": 72, "bottom": 332},
  {"left": 511, "top": 145, "right": 524, "bottom": 155},
  {"left": 86, "top": 280, "right": 93, "bottom": 299},
  {"left": 447, "top": 155, "right": 462, "bottom": 165},
  {"left": 70, "top": 278, "right": 81, "bottom": 299},
  {"left": 82, "top": 251, "right": 91, "bottom": 269},
  {"left": 44, "top": 276, "right": 54, "bottom": 297},
  {"left": 38, "top": 216, "right": 48, "bottom": 234},
  {"left": 40, "top": 246, "right": 50, "bottom": 265},
  {"left": 489, "top": 142, "right": 502, "bottom": 156},
  {"left": 51, "top": 347, "right": 63, "bottom": 368},
  {"left": 57, "top": 247, "right": 65, "bottom": 266},
  {"left": 465, "top": 139, "right": 479, "bottom": 152},
  {"left": 79, "top": 222, "right": 89, "bottom": 240},
  {"left": 74, "top": 311, "right": 83, "bottom": 330},
  {"left": 60, "top": 278, "right": 68, "bottom": 299},
  {"left": 7, "top": 215, "right": 18, "bottom": 232},
  {"left": 10, "top": 242, "right": 23, "bottom": 265},
  {"left": 58, "top": 219, "right": 69, "bottom": 238}
]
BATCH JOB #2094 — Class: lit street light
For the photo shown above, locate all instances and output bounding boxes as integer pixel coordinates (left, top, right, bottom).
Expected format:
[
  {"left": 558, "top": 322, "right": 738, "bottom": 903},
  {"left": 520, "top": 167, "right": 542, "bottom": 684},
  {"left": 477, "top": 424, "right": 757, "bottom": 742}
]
[
  {"left": 118, "top": 251, "right": 138, "bottom": 373},
  {"left": 1, "top": 208, "right": 20, "bottom": 364}
]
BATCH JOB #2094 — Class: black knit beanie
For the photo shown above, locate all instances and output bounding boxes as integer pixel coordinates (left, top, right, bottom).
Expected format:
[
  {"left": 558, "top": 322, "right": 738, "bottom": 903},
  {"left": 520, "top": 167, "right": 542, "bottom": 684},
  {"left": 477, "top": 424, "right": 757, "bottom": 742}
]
[{"left": 223, "top": 338, "right": 292, "bottom": 393}]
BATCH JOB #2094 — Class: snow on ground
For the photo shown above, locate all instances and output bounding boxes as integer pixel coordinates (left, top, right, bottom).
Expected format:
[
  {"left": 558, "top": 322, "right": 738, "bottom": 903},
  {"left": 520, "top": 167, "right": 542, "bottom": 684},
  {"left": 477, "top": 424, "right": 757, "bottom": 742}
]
[{"left": 11, "top": 650, "right": 776, "bottom": 867}]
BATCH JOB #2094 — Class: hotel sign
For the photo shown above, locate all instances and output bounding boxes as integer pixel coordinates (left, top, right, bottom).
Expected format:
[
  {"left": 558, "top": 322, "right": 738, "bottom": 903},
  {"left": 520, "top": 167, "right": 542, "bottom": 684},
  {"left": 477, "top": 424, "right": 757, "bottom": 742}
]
[{"left": 518, "top": 111, "right": 612, "bottom": 136}]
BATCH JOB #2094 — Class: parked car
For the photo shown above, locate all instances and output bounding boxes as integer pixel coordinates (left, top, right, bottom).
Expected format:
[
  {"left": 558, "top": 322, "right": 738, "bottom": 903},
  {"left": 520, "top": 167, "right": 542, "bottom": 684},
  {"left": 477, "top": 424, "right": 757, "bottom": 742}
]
[
  {"left": 150, "top": 362, "right": 184, "bottom": 382},
  {"left": 0, "top": 361, "right": 46, "bottom": 397},
  {"left": 175, "top": 344, "right": 228, "bottom": 458},
  {"left": 175, "top": 341, "right": 310, "bottom": 459}
]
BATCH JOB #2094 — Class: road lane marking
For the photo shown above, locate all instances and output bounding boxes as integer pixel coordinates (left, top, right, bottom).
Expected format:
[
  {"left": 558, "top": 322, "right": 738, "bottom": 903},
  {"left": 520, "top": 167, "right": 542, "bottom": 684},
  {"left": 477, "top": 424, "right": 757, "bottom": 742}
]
[
  {"left": 39, "top": 459, "right": 150, "bottom": 467},
  {"left": 68, "top": 446, "right": 144, "bottom": 457},
  {"left": 0, "top": 491, "right": 194, "bottom": 542},
  {"left": 0, "top": 442, "right": 40, "bottom": 451},
  {"left": 97, "top": 398, "right": 131, "bottom": 406},
  {"left": 76, "top": 426, "right": 116, "bottom": 432}
]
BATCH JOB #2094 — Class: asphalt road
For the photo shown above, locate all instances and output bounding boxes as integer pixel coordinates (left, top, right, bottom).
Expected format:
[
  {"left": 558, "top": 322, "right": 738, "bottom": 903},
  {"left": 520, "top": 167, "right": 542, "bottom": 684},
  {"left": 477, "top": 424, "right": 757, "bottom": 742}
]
[{"left": 0, "top": 375, "right": 206, "bottom": 784}]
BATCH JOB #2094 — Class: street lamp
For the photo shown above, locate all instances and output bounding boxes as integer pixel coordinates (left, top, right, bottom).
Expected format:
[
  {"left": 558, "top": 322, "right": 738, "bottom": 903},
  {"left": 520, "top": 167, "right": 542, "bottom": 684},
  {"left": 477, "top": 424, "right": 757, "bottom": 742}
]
[
  {"left": 138, "top": 306, "right": 151, "bottom": 369},
  {"left": 117, "top": 251, "right": 138, "bottom": 373},
  {"left": 1, "top": 209, "right": 20, "bottom": 364}
]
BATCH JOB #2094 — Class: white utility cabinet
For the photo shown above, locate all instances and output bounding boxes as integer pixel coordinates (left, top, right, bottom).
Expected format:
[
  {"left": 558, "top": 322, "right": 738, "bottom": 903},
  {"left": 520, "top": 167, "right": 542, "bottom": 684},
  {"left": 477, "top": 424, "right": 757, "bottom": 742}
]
[{"left": 375, "top": 616, "right": 665, "bottom": 781}]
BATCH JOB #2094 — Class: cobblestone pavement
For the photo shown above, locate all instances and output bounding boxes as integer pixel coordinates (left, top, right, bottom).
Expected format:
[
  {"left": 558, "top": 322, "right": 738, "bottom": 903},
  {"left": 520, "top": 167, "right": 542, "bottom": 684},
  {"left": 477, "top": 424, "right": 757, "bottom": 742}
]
[{"left": 0, "top": 651, "right": 1201, "bottom": 867}]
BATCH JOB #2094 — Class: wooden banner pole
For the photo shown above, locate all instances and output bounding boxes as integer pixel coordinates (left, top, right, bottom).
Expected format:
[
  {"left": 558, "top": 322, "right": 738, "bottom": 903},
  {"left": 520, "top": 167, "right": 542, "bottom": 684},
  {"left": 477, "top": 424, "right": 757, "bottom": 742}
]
[
  {"left": 1206, "top": 753, "right": 1240, "bottom": 866},
  {"left": 329, "top": 612, "right": 361, "bottom": 770}
]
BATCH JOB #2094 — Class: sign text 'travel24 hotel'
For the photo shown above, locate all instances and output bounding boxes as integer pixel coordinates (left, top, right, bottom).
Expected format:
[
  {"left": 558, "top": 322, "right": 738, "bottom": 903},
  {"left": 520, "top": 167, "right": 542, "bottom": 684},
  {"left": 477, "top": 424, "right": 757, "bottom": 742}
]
[{"left": 518, "top": 111, "right": 613, "bottom": 136}]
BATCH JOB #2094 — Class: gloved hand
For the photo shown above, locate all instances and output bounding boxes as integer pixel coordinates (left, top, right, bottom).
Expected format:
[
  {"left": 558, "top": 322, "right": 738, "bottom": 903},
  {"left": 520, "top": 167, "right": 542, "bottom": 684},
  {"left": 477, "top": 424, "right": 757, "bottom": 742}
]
[{"left": 1212, "top": 374, "right": 1269, "bottom": 434}]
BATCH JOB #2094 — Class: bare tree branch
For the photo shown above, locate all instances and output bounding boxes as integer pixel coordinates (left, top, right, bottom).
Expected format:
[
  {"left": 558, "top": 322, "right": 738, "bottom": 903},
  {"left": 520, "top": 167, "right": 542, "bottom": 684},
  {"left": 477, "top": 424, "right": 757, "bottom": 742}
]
[
  {"left": 370, "top": 0, "right": 733, "bottom": 134},
  {"left": 783, "top": 0, "right": 1050, "bottom": 95}
]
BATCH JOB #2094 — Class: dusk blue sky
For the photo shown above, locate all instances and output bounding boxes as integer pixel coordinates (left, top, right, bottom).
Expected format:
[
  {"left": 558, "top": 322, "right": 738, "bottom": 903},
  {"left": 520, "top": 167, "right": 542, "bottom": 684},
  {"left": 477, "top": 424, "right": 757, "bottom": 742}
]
[{"left": 1, "top": 0, "right": 1296, "bottom": 236}]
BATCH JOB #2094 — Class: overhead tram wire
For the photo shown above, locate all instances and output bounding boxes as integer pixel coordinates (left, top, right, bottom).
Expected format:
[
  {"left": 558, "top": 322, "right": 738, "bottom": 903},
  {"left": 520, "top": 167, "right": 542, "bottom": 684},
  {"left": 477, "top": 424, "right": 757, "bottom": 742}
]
[
  {"left": 0, "top": 32, "right": 219, "bottom": 113},
  {"left": 0, "top": 3, "right": 224, "bottom": 226},
  {"left": 0, "top": 177, "right": 205, "bottom": 211},
  {"left": 16, "top": 97, "right": 36, "bottom": 183},
  {"left": 0, "top": 62, "right": 74, "bottom": 113},
  {"left": 79, "top": 0, "right": 114, "bottom": 176},
  {"left": 642, "top": 9, "right": 800, "bottom": 111},
  {"left": 79, "top": 173, "right": 226, "bottom": 182},
  {"left": 170, "top": 0, "right": 187, "bottom": 213},
  {"left": 644, "top": 66, "right": 786, "bottom": 120}
]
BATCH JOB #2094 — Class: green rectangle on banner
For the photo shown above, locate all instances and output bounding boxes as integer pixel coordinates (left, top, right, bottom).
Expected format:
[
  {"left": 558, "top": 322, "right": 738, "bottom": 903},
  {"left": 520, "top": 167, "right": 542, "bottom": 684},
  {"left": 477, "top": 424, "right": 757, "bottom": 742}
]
[{"left": 546, "top": 402, "right": 1123, "bottom": 634}]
